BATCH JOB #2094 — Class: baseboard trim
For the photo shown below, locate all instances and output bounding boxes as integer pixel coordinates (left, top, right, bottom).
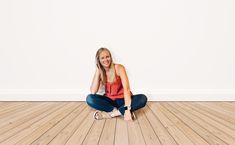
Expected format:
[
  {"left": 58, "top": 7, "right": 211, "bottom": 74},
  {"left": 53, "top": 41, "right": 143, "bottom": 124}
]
[{"left": 0, "top": 89, "right": 234, "bottom": 101}]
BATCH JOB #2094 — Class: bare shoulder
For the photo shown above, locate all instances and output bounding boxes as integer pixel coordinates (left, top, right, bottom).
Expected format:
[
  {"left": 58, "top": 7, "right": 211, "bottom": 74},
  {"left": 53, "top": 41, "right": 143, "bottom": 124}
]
[{"left": 114, "top": 64, "right": 126, "bottom": 76}]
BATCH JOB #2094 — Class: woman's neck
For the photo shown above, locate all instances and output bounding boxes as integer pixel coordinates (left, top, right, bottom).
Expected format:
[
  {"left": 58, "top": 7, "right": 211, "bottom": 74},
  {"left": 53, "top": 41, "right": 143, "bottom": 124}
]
[{"left": 104, "top": 67, "right": 110, "bottom": 72}]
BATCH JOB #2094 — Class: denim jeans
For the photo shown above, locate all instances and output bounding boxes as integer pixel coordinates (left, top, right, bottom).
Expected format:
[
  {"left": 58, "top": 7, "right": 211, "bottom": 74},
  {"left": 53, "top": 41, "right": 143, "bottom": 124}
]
[{"left": 86, "top": 93, "right": 147, "bottom": 115}]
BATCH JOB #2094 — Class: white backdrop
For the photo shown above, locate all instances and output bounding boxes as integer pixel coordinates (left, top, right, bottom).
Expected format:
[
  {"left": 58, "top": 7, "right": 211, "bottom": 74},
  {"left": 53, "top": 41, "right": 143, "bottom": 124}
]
[{"left": 0, "top": 0, "right": 235, "bottom": 101}]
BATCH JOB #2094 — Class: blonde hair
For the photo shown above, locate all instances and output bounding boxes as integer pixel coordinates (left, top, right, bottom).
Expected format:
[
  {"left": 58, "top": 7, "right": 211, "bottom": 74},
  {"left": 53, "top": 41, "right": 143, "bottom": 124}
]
[{"left": 95, "top": 48, "right": 116, "bottom": 84}]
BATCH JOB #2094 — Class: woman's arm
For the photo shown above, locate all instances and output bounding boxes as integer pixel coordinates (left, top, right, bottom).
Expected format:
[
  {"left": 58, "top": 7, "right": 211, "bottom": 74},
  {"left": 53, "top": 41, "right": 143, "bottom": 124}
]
[
  {"left": 90, "top": 68, "right": 101, "bottom": 94},
  {"left": 117, "top": 65, "right": 132, "bottom": 107},
  {"left": 117, "top": 64, "right": 133, "bottom": 121}
]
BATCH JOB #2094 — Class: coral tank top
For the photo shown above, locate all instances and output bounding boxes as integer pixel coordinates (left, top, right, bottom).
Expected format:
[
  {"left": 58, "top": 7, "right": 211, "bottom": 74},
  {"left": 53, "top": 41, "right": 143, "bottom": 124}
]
[{"left": 104, "top": 73, "right": 124, "bottom": 100}]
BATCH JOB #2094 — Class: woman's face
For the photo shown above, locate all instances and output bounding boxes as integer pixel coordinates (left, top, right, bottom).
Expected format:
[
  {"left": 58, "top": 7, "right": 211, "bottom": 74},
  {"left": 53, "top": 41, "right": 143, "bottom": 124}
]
[{"left": 99, "top": 50, "right": 111, "bottom": 68}]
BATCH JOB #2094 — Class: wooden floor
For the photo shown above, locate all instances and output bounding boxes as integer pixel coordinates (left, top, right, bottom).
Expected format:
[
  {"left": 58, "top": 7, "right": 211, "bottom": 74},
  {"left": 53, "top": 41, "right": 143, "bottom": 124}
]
[{"left": 0, "top": 102, "right": 234, "bottom": 145}]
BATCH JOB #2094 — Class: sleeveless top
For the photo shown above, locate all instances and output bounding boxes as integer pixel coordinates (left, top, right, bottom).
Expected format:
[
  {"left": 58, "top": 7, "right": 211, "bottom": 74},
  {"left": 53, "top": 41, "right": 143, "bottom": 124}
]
[{"left": 104, "top": 72, "right": 124, "bottom": 100}]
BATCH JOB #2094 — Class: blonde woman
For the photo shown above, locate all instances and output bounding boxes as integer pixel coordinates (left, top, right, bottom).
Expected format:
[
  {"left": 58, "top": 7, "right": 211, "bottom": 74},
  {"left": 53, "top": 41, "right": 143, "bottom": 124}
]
[{"left": 86, "top": 48, "right": 147, "bottom": 121}]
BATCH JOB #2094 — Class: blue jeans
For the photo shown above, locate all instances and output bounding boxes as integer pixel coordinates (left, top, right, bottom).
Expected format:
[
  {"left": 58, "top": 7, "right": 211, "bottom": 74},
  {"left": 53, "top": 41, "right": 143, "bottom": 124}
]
[{"left": 86, "top": 94, "right": 147, "bottom": 115}]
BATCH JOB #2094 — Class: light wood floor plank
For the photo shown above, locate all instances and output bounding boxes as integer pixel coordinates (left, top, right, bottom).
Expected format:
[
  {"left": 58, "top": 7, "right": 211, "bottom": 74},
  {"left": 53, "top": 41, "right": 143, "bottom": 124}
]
[
  {"left": 0, "top": 102, "right": 28, "bottom": 110},
  {"left": 159, "top": 103, "right": 210, "bottom": 145},
  {"left": 14, "top": 102, "right": 80, "bottom": 145},
  {"left": 143, "top": 105, "right": 177, "bottom": 145},
  {"left": 174, "top": 102, "right": 235, "bottom": 144},
  {"left": 182, "top": 102, "right": 235, "bottom": 135},
  {"left": 114, "top": 117, "right": 129, "bottom": 145},
  {"left": 82, "top": 118, "right": 105, "bottom": 145},
  {"left": 0, "top": 102, "right": 66, "bottom": 142},
  {"left": 213, "top": 102, "right": 235, "bottom": 113},
  {"left": 197, "top": 102, "right": 235, "bottom": 124},
  {"left": 184, "top": 102, "right": 235, "bottom": 130},
  {"left": 97, "top": 118, "right": 116, "bottom": 145},
  {"left": 196, "top": 102, "right": 235, "bottom": 125},
  {"left": 137, "top": 109, "right": 161, "bottom": 145},
  {"left": 167, "top": 102, "right": 228, "bottom": 145},
  {"left": 128, "top": 112, "right": 146, "bottom": 145},
  {"left": 148, "top": 103, "right": 194, "bottom": 145},
  {"left": 0, "top": 103, "right": 45, "bottom": 126},
  {"left": 48, "top": 105, "right": 91, "bottom": 145},
  {"left": 0, "top": 102, "right": 76, "bottom": 145},
  {"left": 0, "top": 102, "right": 29, "bottom": 117},
  {"left": 65, "top": 109, "right": 95, "bottom": 145},
  {"left": 201, "top": 102, "right": 235, "bottom": 116},
  {"left": 30, "top": 102, "right": 84, "bottom": 145},
  {"left": 224, "top": 102, "right": 235, "bottom": 109}
]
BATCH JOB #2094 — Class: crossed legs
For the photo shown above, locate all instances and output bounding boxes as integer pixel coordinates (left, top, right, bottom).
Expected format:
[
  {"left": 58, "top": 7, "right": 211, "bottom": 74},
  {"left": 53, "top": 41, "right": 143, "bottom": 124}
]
[{"left": 86, "top": 93, "right": 147, "bottom": 118}]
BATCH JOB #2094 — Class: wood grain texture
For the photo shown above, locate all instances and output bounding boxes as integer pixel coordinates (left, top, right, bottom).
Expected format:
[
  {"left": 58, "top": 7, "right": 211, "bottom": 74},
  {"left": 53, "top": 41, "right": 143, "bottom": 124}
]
[{"left": 0, "top": 101, "right": 234, "bottom": 145}]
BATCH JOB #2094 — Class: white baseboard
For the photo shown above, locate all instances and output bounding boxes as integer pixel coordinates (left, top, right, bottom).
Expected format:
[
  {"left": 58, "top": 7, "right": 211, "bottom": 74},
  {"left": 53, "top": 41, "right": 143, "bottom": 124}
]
[{"left": 0, "top": 89, "right": 235, "bottom": 101}]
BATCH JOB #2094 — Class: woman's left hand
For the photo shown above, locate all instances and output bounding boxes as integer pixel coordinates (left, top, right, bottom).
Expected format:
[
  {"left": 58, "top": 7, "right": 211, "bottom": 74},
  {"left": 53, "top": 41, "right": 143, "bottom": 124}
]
[{"left": 124, "top": 110, "right": 133, "bottom": 121}]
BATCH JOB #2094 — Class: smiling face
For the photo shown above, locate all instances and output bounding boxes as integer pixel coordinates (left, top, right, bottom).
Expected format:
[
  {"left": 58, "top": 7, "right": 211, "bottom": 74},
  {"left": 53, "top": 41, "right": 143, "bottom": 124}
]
[{"left": 99, "top": 50, "right": 112, "bottom": 68}]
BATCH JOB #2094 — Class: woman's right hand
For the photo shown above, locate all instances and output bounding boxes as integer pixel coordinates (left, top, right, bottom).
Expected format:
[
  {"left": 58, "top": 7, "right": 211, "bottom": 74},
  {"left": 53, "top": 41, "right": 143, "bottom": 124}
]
[
  {"left": 124, "top": 110, "right": 133, "bottom": 121},
  {"left": 90, "top": 65, "right": 101, "bottom": 94},
  {"left": 96, "top": 67, "right": 101, "bottom": 75}
]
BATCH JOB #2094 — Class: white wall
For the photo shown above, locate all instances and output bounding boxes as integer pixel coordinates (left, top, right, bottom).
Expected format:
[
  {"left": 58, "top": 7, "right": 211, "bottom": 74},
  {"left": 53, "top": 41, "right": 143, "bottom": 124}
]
[{"left": 0, "top": 0, "right": 235, "bottom": 101}]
